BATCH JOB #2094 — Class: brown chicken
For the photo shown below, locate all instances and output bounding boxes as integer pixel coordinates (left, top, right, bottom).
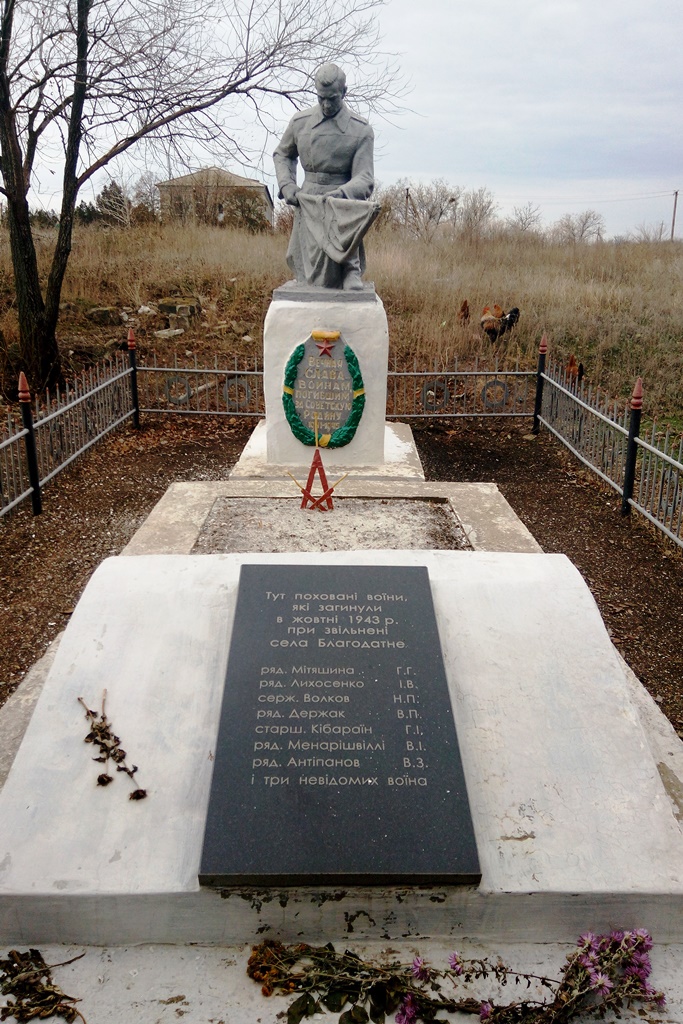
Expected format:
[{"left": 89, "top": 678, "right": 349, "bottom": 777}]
[{"left": 566, "top": 354, "right": 584, "bottom": 387}]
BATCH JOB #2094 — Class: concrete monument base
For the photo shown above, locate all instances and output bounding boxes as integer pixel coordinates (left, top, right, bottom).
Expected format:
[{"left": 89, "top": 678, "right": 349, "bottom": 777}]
[
  {"left": 1, "top": 550, "right": 682, "bottom": 946},
  {"left": 230, "top": 420, "right": 425, "bottom": 480},
  {"left": 263, "top": 290, "right": 389, "bottom": 467}
]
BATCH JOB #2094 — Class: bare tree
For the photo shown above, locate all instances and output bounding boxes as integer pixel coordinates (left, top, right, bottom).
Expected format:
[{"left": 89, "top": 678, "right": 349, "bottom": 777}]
[
  {"left": 506, "top": 201, "right": 542, "bottom": 233},
  {"left": 458, "top": 187, "right": 497, "bottom": 240},
  {"left": 132, "top": 172, "right": 161, "bottom": 221},
  {"left": 375, "top": 178, "right": 461, "bottom": 241},
  {"left": 632, "top": 221, "right": 666, "bottom": 243},
  {"left": 0, "top": 0, "right": 399, "bottom": 388},
  {"left": 552, "top": 210, "right": 605, "bottom": 244}
]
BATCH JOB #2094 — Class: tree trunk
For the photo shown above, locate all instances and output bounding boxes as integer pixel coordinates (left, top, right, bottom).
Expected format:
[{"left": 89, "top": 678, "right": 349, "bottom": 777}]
[
  {"left": 5, "top": 197, "right": 63, "bottom": 391},
  {"left": 0, "top": 0, "right": 63, "bottom": 394}
]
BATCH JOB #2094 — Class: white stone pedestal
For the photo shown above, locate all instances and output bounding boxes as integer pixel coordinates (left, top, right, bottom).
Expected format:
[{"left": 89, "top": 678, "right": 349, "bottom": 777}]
[
  {"left": 263, "top": 288, "right": 389, "bottom": 467},
  {"left": 2, "top": 551, "right": 683, "bottom": 945}
]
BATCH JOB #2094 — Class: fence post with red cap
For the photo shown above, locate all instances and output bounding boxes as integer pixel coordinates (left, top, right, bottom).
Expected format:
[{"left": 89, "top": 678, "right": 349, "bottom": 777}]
[
  {"left": 127, "top": 327, "right": 140, "bottom": 429},
  {"left": 621, "top": 377, "right": 643, "bottom": 516},
  {"left": 18, "top": 372, "right": 42, "bottom": 515},
  {"left": 531, "top": 333, "right": 548, "bottom": 435}
]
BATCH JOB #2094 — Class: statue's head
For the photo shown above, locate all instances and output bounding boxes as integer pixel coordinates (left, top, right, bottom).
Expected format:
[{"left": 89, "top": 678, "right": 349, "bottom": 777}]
[{"left": 314, "top": 63, "right": 347, "bottom": 119}]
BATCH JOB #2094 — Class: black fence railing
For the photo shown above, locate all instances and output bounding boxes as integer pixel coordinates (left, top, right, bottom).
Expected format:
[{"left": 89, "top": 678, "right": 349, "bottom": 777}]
[
  {"left": 533, "top": 344, "right": 682, "bottom": 550},
  {"left": 386, "top": 358, "right": 535, "bottom": 419},
  {"left": 631, "top": 424, "right": 683, "bottom": 547},
  {"left": 1, "top": 354, "right": 134, "bottom": 520},
  {"left": 2, "top": 338, "right": 681, "bottom": 551},
  {"left": 538, "top": 365, "right": 630, "bottom": 495},
  {"left": 0, "top": 415, "right": 32, "bottom": 515},
  {"left": 137, "top": 353, "right": 264, "bottom": 418},
  {"left": 33, "top": 358, "right": 134, "bottom": 488}
]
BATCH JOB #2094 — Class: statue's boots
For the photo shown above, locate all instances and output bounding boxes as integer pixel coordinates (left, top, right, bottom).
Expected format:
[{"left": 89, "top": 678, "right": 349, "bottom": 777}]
[{"left": 343, "top": 268, "right": 364, "bottom": 291}]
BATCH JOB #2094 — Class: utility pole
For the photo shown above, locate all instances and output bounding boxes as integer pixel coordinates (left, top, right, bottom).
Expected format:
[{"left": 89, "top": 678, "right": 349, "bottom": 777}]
[{"left": 672, "top": 190, "right": 679, "bottom": 241}]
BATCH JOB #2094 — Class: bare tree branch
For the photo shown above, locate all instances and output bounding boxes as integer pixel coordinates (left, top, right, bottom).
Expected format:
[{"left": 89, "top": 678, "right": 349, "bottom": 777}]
[{"left": 0, "top": 0, "right": 402, "bottom": 388}]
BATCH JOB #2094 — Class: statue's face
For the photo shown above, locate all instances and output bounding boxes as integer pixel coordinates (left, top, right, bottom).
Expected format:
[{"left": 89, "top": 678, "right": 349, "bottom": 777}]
[{"left": 316, "top": 82, "right": 346, "bottom": 119}]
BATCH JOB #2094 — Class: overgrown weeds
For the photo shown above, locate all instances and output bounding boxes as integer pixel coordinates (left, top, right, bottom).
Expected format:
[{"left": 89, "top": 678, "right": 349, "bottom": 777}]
[{"left": 0, "top": 224, "right": 681, "bottom": 419}]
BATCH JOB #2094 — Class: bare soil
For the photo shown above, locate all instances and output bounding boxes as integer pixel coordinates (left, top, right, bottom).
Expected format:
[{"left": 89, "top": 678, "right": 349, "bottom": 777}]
[{"left": 0, "top": 416, "right": 681, "bottom": 739}]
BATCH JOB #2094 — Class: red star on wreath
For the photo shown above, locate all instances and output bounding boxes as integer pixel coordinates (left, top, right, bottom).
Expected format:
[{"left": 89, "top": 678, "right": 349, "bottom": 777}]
[{"left": 315, "top": 337, "right": 336, "bottom": 357}]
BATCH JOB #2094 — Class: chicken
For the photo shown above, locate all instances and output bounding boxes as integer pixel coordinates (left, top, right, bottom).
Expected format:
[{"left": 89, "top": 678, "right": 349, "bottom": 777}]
[
  {"left": 458, "top": 299, "right": 470, "bottom": 325},
  {"left": 566, "top": 354, "right": 584, "bottom": 388},
  {"left": 480, "top": 305, "right": 520, "bottom": 342}
]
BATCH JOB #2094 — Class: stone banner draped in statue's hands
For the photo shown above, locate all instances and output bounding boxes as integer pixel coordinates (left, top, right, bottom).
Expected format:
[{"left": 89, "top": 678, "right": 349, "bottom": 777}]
[{"left": 295, "top": 194, "right": 381, "bottom": 288}]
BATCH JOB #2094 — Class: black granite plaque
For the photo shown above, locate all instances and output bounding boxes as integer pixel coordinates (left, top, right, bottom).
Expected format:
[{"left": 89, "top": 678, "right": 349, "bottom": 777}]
[{"left": 199, "top": 564, "right": 480, "bottom": 885}]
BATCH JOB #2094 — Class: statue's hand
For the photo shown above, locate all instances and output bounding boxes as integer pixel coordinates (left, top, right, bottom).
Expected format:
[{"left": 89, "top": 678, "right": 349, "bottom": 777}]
[
  {"left": 326, "top": 188, "right": 346, "bottom": 199},
  {"left": 282, "top": 185, "right": 300, "bottom": 207}
]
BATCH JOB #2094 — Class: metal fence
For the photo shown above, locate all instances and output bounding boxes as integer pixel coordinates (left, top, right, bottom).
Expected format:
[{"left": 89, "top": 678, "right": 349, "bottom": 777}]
[
  {"left": 537, "top": 360, "right": 630, "bottom": 494},
  {"left": 631, "top": 426, "right": 683, "bottom": 547},
  {"left": 0, "top": 355, "right": 134, "bottom": 520},
  {"left": 0, "top": 414, "right": 32, "bottom": 515},
  {"left": 536, "top": 356, "right": 683, "bottom": 550},
  {"left": 387, "top": 358, "right": 535, "bottom": 419},
  {"left": 33, "top": 356, "right": 134, "bottom": 487},
  {"left": 137, "top": 353, "right": 264, "bottom": 417},
  {"left": 2, "top": 344, "right": 682, "bottom": 552},
  {"left": 134, "top": 355, "right": 536, "bottom": 420}
]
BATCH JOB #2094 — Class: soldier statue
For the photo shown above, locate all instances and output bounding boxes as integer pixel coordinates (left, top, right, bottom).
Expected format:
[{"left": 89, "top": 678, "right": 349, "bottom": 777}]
[{"left": 273, "top": 63, "right": 379, "bottom": 291}]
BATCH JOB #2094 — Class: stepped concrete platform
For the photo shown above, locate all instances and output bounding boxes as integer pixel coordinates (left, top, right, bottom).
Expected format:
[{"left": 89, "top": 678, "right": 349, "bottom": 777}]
[
  {"left": 7, "top": 939, "right": 682, "bottom": 1024},
  {"left": 231, "top": 420, "right": 425, "bottom": 479},
  {"left": 1, "top": 436, "right": 682, "bottom": 1021},
  {"left": 1, "top": 551, "right": 682, "bottom": 949},
  {"left": 121, "top": 480, "right": 543, "bottom": 557}
]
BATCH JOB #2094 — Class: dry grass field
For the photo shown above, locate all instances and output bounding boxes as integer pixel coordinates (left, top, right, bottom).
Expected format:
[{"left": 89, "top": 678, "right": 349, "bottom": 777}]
[{"left": 1, "top": 223, "right": 682, "bottom": 420}]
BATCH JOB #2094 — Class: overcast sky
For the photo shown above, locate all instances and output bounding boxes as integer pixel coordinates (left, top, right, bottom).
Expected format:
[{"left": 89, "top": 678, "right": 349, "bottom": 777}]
[
  {"left": 31, "top": 0, "right": 681, "bottom": 238},
  {"left": 368, "top": 0, "right": 682, "bottom": 237}
]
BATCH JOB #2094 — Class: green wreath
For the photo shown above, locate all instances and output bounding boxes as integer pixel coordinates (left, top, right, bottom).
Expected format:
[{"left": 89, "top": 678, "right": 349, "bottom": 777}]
[{"left": 282, "top": 342, "right": 365, "bottom": 448}]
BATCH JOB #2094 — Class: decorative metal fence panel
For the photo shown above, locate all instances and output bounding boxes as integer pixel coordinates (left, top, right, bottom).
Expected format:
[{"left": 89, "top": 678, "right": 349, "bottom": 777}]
[
  {"left": 33, "top": 358, "right": 134, "bottom": 487},
  {"left": 0, "top": 414, "right": 32, "bottom": 517},
  {"left": 136, "top": 354, "right": 264, "bottom": 417},
  {"left": 537, "top": 361, "right": 630, "bottom": 495},
  {"left": 631, "top": 427, "right": 683, "bottom": 547},
  {"left": 3, "top": 346, "right": 683, "bottom": 552},
  {"left": 386, "top": 359, "right": 535, "bottom": 419}
]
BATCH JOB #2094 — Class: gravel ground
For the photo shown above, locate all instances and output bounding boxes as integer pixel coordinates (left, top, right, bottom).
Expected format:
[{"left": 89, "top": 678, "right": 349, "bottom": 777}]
[
  {"left": 0, "top": 416, "right": 681, "bottom": 737},
  {"left": 193, "top": 496, "right": 471, "bottom": 552}
]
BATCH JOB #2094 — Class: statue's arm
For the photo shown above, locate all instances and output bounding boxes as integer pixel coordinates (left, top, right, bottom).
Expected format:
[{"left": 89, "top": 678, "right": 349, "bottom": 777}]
[
  {"left": 273, "top": 121, "right": 301, "bottom": 204},
  {"left": 339, "top": 126, "right": 375, "bottom": 200}
]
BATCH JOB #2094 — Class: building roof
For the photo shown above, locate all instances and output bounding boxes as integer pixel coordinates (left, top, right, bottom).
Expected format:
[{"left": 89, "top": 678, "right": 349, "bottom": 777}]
[{"left": 156, "top": 167, "right": 266, "bottom": 190}]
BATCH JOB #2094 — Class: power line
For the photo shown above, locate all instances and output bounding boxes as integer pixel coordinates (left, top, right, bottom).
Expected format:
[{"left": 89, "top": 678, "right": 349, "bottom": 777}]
[{"left": 495, "top": 190, "right": 676, "bottom": 206}]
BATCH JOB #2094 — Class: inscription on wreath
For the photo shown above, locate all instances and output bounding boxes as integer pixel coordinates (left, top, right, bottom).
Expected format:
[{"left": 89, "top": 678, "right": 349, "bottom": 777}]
[
  {"left": 282, "top": 332, "right": 365, "bottom": 447},
  {"left": 199, "top": 564, "right": 480, "bottom": 886},
  {"left": 293, "top": 336, "right": 353, "bottom": 436}
]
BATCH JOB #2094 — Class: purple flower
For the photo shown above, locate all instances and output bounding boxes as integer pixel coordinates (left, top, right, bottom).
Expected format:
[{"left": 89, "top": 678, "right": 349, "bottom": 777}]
[
  {"left": 479, "top": 1002, "right": 494, "bottom": 1021},
  {"left": 624, "top": 964, "right": 649, "bottom": 984},
  {"left": 395, "top": 993, "right": 417, "bottom": 1024},
  {"left": 448, "top": 952, "right": 464, "bottom": 975},
  {"left": 589, "top": 971, "right": 614, "bottom": 996},
  {"left": 577, "top": 931, "right": 599, "bottom": 950},
  {"left": 410, "top": 956, "right": 430, "bottom": 982},
  {"left": 633, "top": 928, "right": 654, "bottom": 951},
  {"left": 609, "top": 929, "right": 625, "bottom": 944},
  {"left": 578, "top": 952, "right": 598, "bottom": 970},
  {"left": 630, "top": 951, "right": 652, "bottom": 976}
]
